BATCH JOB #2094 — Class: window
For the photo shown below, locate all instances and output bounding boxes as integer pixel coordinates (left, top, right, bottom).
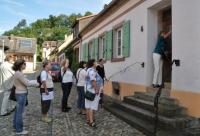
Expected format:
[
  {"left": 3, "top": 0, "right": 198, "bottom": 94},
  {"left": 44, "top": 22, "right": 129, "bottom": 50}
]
[
  {"left": 113, "top": 27, "right": 123, "bottom": 58},
  {"left": 19, "top": 39, "right": 32, "bottom": 48},
  {"left": 88, "top": 41, "right": 93, "bottom": 60},
  {"left": 117, "top": 28, "right": 122, "bottom": 57},
  {"left": 99, "top": 35, "right": 106, "bottom": 59}
]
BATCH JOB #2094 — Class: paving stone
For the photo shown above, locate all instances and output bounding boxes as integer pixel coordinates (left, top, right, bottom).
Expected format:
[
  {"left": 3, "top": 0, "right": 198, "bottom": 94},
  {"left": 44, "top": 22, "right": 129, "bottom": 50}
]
[{"left": 0, "top": 72, "right": 145, "bottom": 136}]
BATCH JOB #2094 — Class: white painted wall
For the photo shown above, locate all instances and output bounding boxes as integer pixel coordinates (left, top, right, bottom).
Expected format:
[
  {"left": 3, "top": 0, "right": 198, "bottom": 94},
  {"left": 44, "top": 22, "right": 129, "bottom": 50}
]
[
  {"left": 172, "top": 0, "right": 200, "bottom": 92},
  {"left": 81, "top": 0, "right": 200, "bottom": 93},
  {"left": 0, "top": 49, "right": 3, "bottom": 63},
  {"left": 82, "top": 0, "right": 147, "bottom": 85},
  {"left": 81, "top": 0, "right": 170, "bottom": 86},
  {"left": 25, "top": 62, "right": 34, "bottom": 71},
  {"left": 33, "top": 53, "right": 36, "bottom": 70}
]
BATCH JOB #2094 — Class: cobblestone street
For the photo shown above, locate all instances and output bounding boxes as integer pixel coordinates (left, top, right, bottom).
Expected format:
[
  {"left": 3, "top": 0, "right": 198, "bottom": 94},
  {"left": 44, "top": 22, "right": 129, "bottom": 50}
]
[{"left": 0, "top": 73, "right": 145, "bottom": 136}]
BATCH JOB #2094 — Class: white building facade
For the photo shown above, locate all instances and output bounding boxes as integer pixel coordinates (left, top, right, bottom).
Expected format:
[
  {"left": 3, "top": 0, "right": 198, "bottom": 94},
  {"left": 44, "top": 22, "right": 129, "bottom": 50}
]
[{"left": 80, "top": 0, "right": 200, "bottom": 117}]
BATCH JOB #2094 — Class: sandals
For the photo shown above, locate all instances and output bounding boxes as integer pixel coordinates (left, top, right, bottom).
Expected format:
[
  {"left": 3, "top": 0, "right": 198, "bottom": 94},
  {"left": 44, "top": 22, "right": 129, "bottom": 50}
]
[
  {"left": 89, "top": 122, "right": 97, "bottom": 128},
  {"left": 78, "top": 111, "right": 86, "bottom": 115}
]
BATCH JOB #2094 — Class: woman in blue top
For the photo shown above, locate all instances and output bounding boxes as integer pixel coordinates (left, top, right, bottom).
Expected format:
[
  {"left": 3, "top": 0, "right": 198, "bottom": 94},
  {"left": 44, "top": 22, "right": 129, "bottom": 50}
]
[{"left": 153, "top": 30, "right": 171, "bottom": 88}]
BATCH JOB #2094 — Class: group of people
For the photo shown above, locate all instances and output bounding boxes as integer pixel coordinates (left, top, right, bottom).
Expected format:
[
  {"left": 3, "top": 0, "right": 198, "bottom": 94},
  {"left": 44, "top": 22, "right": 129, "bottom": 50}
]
[
  {"left": 0, "top": 29, "right": 171, "bottom": 135},
  {"left": 60, "top": 58, "right": 106, "bottom": 128},
  {"left": 0, "top": 55, "right": 107, "bottom": 134}
]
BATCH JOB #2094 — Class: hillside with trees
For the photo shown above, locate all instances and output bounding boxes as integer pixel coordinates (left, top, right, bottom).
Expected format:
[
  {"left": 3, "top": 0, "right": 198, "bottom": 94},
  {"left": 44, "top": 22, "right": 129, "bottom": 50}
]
[{"left": 3, "top": 12, "right": 92, "bottom": 61}]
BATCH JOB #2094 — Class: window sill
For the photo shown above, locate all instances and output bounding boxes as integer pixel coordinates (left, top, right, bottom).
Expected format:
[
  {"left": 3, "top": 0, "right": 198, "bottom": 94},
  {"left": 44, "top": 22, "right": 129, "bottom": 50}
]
[{"left": 111, "top": 57, "right": 125, "bottom": 62}]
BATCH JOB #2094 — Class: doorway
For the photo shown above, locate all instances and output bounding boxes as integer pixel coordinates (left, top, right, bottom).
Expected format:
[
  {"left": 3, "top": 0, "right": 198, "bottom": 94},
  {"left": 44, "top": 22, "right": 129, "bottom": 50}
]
[
  {"left": 159, "top": 7, "right": 172, "bottom": 86},
  {"left": 146, "top": 0, "right": 172, "bottom": 88}
]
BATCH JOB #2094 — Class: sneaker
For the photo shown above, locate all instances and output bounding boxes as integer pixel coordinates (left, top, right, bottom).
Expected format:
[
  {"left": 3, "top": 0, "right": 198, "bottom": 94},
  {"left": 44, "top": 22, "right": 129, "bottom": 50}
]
[
  {"left": 1, "top": 112, "right": 11, "bottom": 116},
  {"left": 42, "top": 117, "right": 52, "bottom": 123},
  {"left": 16, "top": 130, "right": 28, "bottom": 135},
  {"left": 13, "top": 127, "right": 25, "bottom": 132}
]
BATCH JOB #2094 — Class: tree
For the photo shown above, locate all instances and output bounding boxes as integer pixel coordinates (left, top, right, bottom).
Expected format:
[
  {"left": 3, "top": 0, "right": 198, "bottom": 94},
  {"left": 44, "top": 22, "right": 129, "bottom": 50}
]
[
  {"left": 15, "top": 19, "right": 27, "bottom": 29},
  {"left": 68, "top": 13, "right": 82, "bottom": 27},
  {"left": 84, "top": 11, "right": 93, "bottom": 16},
  {"left": 49, "top": 15, "right": 57, "bottom": 28}
]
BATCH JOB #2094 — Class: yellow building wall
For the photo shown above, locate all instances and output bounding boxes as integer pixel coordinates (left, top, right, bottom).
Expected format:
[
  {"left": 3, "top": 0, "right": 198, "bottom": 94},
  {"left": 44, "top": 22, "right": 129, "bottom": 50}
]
[
  {"left": 104, "top": 81, "right": 147, "bottom": 101},
  {"left": 171, "top": 90, "right": 200, "bottom": 118}
]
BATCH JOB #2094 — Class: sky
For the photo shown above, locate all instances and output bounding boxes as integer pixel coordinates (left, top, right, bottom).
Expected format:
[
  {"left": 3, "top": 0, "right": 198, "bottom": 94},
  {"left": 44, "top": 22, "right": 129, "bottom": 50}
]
[{"left": 0, "top": 0, "right": 112, "bottom": 35}]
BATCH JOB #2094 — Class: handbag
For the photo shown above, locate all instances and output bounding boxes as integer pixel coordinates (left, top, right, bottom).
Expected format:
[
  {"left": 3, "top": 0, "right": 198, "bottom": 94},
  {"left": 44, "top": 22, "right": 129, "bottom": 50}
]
[
  {"left": 9, "top": 86, "right": 16, "bottom": 101},
  {"left": 85, "top": 90, "right": 96, "bottom": 101}
]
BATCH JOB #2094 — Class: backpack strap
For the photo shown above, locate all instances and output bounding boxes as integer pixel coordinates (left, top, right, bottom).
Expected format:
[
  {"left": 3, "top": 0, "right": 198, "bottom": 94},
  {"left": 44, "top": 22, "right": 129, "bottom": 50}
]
[
  {"left": 76, "top": 68, "right": 83, "bottom": 82},
  {"left": 60, "top": 69, "right": 67, "bottom": 82}
]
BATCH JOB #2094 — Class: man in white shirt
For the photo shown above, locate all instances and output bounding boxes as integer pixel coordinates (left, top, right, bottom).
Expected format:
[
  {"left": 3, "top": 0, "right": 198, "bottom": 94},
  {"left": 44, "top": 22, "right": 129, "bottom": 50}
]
[{"left": 0, "top": 55, "right": 15, "bottom": 116}]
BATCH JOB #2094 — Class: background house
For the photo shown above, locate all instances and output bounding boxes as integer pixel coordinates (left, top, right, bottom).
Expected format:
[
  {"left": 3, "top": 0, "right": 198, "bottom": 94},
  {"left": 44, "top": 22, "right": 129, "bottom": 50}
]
[
  {"left": 42, "top": 41, "right": 62, "bottom": 61},
  {"left": 0, "top": 35, "right": 37, "bottom": 71}
]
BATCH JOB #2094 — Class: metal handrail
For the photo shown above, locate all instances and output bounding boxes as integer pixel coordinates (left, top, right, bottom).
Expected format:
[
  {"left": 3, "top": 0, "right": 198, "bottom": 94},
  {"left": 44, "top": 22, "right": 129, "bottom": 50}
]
[
  {"left": 107, "top": 62, "right": 144, "bottom": 80},
  {"left": 153, "top": 58, "right": 175, "bottom": 136}
]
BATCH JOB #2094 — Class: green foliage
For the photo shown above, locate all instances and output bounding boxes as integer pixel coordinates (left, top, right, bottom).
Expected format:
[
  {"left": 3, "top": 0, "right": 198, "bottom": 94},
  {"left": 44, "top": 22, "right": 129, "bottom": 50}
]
[
  {"left": 65, "top": 47, "right": 79, "bottom": 74},
  {"left": 3, "top": 12, "right": 92, "bottom": 62},
  {"left": 14, "top": 19, "right": 27, "bottom": 29},
  {"left": 84, "top": 11, "right": 93, "bottom": 16},
  {"left": 36, "top": 44, "right": 42, "bottom": 62}
]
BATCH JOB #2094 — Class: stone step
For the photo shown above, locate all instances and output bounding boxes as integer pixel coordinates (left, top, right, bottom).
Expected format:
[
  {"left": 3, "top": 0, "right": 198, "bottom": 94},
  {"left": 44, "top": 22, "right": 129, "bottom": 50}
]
[
  {"left": 112, "top": 101, "right": 192, "bottom": 129},
  {"left": 104, "top": 103, "right": 184, "bottom": 136},
  {"left": 134, "top": 92, "right": 179, "bottom": 106},
  {"left": 184, "top": 126, "right": 200, "bottom": 136},
  {"left": 104, "top": 103, "right": 154, "bottom": 136},
  {"left": 124, "top": 96, "right": 187, "bottom": 117},
  {"left": 147, "top": 87, "right": 170, "bottom": 97},
  {"left": 164, "top": 82, "right": 171, "bottom": 89}
]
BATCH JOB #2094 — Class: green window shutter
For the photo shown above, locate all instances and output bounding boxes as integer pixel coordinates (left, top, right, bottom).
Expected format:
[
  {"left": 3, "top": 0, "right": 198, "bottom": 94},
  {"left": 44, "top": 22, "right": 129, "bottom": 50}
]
[
  {"left": 82, "top": 43, "right": 86, "bottom": 61},
  {"left": 92, "top": 39, "right": 95, "bottom": 59},
  {"left": 103, "top": 38, "right": 107, "bottom": 59},
  {"left": 94, "top": 38, "right": 99, "bottom": 61},
  {"left": 85, "top": 43, "right": 89, "bottom": 61},
  {"left": 123, "top": 20, "right": 131, "bottom": 57},
  {"left": 106, "top": 30, "right": 113, "bottom": 60}
]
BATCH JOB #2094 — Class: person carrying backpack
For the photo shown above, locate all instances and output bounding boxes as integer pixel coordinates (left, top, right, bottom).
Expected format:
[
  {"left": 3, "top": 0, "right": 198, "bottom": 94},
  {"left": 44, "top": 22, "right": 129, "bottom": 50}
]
[
  {"left": 39, "top": 60, "right": 54, "bottom": 123},
  {"left": 76, "top": 61, "right": 87, "bottom": 115}
]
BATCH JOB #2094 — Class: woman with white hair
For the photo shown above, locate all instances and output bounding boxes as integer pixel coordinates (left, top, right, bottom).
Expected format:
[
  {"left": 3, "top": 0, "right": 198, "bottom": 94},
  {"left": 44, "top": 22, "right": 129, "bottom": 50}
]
[{"left": 60, "top": 58, "right": 73, "bottom": 112}]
